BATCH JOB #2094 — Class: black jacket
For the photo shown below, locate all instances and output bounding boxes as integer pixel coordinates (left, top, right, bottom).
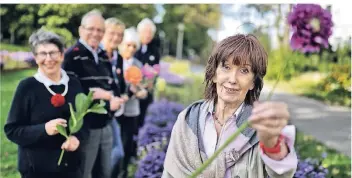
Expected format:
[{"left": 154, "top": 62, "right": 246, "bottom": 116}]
[{"left": 4, "top": 76, "right": 88, "bottom": 174}]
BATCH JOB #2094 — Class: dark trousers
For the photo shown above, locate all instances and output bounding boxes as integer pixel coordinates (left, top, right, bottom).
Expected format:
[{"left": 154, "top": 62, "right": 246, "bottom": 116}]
[
  {"left": 138, "top": 93, "right": 153, "bottom": 128},
  {"left": 117, "top": 115, "right": 138, "bottom": 178},
  {"left": 21, "top": 170, "right": 81, "bottom": 178},
  {"left": 82, "top": 124, "right": 113, "bottom": 178}
]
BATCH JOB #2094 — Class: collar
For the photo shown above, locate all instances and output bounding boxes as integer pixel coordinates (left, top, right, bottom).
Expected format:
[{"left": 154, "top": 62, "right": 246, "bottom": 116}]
[
  {"left": 79, "top": 39, "right": 102, "bottom": 54},
  {"left": 100, "top": 43, "right": 119, "bottom": 61},
  {"left": 207, "top": 99, "right": 244, "bottom": 121},
  {"left": 141, "top": 44, "right": 148, "bottom": 53},
  {"left": 124, "top": 57, "right": 134, "bottom": 66},
  {"left": 34, "top": 68, "right": 69, "bottom": 87}
]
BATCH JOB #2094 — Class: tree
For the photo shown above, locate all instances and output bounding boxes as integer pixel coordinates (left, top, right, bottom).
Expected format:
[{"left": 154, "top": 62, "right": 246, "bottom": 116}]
[
  {"left": 1, "top": 4, "right": 157, "bottom": 46},
  {"left": 159, "top": 4, "right": 221, "bottom": 58}
]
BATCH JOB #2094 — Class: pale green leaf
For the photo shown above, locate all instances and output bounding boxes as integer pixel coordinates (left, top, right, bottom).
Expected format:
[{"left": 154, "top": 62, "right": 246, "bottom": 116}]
[{"left": 56, "top": 125, "right": 68, "bottom": 139}]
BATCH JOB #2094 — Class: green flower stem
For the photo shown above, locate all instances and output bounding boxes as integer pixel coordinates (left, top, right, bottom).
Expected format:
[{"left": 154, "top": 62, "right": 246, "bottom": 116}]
[
  {"left": 58, "top": 148, "right": 65, "bottom": 166},
  {"left": 190, "top": 56, "right": 287, "bottom": 177},
  {"left": 189, "top": 121, "right": 250, "bottom": 178}
]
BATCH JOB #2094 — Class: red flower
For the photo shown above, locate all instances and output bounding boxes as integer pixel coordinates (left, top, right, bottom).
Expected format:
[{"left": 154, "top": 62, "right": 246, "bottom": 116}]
[
  {"left": 51, "top": 94, "right": 65, "bottom": 107},
  {"left": 73, "top": 47, "right": 79, "bottom": 51}
]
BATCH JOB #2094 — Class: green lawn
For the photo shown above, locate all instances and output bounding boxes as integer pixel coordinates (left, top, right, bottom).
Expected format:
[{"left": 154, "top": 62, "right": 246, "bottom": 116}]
[
  {"left": 0, "top": 43, "right": 30, "bottom": 52},
  {"left": 1, "top": 69, "right": 36, "bottom": 178}
]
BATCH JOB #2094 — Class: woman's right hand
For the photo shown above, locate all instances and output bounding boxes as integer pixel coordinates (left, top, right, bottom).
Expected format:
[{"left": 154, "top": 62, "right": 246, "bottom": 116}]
[{"left": 45, "top": 118, "right": 67, "bottom": 136}]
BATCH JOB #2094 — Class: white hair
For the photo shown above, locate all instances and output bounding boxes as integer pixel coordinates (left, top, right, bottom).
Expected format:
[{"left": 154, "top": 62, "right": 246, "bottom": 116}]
[
  {"left": 121, "top": 27, "right": 141, "bottom": 50},
  {"left": 105, "top": 17, "right": 125, "bottom": 28},
  {"left": 81, "top": 9, "right": 104, "bottom": 26},
  {"left": 137, "top": 18, "right": 156, "bottom": 35}
]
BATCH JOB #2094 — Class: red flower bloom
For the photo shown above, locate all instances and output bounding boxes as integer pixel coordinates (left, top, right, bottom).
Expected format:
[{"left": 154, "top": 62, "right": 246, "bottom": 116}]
[
  {"left": 73, "top": 47, "right": 79, "bottom": 51},
  {"left": 51, "top": 94, "right": 65, "bottom": 107}
]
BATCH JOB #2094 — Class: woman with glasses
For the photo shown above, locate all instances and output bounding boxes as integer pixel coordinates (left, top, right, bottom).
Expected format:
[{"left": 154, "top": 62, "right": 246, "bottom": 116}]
[
  {"left": 117, "top": 27, "right": 148, "bottom": 178},
  {"left": 4, "top": 29, "right": 88, "bottom": 178}
]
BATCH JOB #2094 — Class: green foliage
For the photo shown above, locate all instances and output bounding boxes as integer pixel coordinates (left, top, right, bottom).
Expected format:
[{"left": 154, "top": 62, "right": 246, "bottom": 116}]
[
  {"left": 1, "top": 4, "right": 157, "bottom": 46},
  {"left": 266, "top": 48, "right": 314, "bottom": 81},
  {"left": 155, "top": 74, "right": 205, "bottom": 106},
  {"left": 308, "top": 64, "right": 351, "bottom": 106},
  {"left": 0, "top": 43, "right": 30, "bottom": 52},
  {"left": 161, "top": 5, "right": 221, "bottom": 56}
]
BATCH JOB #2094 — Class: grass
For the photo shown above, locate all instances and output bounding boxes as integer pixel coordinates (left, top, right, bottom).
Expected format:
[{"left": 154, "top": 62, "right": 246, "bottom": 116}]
[
  {"left": 0, "top": 43, "right": 30, "bottom": 52},
  {"left": 1, "top": 69, "right": 36, "bottom": 178}
]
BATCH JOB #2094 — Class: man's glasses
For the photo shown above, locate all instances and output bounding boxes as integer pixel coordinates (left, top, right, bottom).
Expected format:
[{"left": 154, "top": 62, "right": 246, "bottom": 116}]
[{"left": 82, "top": 26, "right": 105, "bottom": 34}]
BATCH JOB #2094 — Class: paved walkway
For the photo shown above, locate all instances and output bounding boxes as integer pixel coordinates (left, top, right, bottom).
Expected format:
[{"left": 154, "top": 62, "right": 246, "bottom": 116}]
[{"left": 191, "top": 64, "right": 351, "bottom": 156}]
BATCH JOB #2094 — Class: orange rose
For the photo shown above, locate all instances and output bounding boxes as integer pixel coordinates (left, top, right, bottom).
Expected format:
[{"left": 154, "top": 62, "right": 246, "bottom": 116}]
[{"left": 124, "top": 66, "right": 143, "bottom": 85}]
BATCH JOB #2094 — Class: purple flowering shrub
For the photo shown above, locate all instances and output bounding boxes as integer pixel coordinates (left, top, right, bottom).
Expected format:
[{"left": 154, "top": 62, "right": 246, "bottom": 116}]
[
  {"left": 136, "top": 99, "right": 185, "bottom": 176},
  {"left": 158, "top": 61, "right": 186, "bottom": 86},
  {"left": 288, "top": 4, "right": 333, "bottom": 53},
  {"left": 135, "top": 149, "right": 166, "bottom": 178},
  {"left": 137, "top": 99, "right": 183, "bottom": 154},
  {"left": 137, "top": 123, "right": 173, "bottom": 148},
  {"left": 145, "top": 99, "right": 184, "bottom": 125},
  {"left": 294, "top": 157, "right": 329, "bottom": 178},
  {"left": 0, "top": 50, "right": 36, "bottom": 70}
]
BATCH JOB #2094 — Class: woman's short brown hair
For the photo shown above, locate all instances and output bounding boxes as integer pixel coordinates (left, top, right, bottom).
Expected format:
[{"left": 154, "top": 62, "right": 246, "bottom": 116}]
[{"left": 204, "top": 34, "right": 268, "bottom": 105}]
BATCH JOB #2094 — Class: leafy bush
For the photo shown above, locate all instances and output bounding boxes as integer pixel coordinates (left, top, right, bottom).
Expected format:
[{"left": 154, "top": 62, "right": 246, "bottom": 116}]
[
  {"left": 266, "top": 48, "right": 314, "bottom": 81},
  {"left": 310, "top": 64, "right": 351, "bottom": 106}
]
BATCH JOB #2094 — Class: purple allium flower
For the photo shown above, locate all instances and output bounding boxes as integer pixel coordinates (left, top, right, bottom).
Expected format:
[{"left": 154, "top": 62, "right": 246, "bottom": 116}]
[
  {"left": 288, "top": 4, "right": 333, "bottom": 53},
  {"left": 135, "top": 149, "right": 166, "bottom": 178}
]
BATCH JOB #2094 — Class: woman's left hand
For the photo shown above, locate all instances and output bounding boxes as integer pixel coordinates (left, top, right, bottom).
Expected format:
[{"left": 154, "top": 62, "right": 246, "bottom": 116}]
[
  {"left": 61, "top": 136, "right": 80, "bottom": 152},
  {"left": 249, "top": 101, "right": 290, "bottom": 148}
]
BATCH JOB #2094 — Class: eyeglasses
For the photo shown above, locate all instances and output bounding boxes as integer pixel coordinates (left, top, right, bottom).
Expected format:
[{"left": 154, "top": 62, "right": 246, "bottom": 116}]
[
  {"left": 35, "top": 51, "right": 61, "bottom": 60},
  {"left": 82, "top": 26, "right": 105, "bottom": 34}
]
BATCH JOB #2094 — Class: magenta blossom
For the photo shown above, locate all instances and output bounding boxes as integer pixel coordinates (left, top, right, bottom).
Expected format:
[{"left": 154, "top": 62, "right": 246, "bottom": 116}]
[
  {"left": 288, "top": 4, "right": 333, "bottom": 53},
  {"left": 142, "top": 64, "right": 159, "bottom": 80}
]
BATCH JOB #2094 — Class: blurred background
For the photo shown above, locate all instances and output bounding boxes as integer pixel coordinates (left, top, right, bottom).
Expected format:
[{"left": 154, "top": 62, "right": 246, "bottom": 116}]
[{"left": 0, "top": 4, "right": 351, "bottom": 178}]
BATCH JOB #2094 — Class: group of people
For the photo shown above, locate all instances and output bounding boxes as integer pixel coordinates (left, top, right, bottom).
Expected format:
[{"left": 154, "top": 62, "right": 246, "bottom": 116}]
[
  {"left": 5, "top": 9, "right": 160, "bottom": 178},
  {"left": 5, "top": 8, "right": 299, "bottom": 178}
]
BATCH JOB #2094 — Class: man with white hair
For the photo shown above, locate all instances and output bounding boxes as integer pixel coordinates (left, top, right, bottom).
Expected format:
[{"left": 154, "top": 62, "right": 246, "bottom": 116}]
[
  {"left": 62, "top": 9, "right": 123, "bottom": 178},
  {"left": 135, "top": 18, "right": 161, "bottom": 132}
]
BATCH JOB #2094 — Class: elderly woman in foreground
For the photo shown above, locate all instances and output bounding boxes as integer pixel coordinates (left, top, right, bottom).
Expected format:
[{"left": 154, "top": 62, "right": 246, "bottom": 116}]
[
  {"left": 163, "top": 34, "right": 298, "bottom": 178},
  {"left": 4, "top": 29, "right": 87, "bottom": 178}
]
